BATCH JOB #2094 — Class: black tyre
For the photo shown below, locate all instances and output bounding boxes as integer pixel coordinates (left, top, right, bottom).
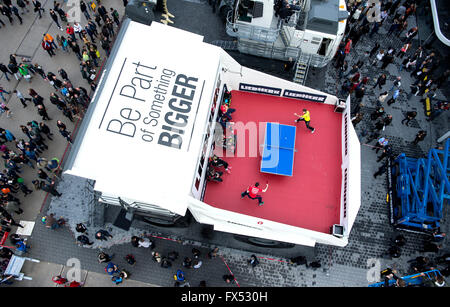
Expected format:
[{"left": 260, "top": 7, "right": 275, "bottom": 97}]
[{"left": 219, "top": 5, "right": 232, "bottom": 23}]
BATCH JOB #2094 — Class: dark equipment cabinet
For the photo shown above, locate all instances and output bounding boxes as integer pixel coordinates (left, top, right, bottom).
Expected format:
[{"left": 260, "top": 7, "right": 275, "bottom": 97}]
[{"left": 125, "top": 0, "right": 156, "bottom": 25}]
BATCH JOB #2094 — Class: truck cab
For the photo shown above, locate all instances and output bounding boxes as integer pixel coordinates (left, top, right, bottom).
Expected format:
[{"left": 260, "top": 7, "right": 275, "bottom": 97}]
[{"left": 223, "top": 0, "right": 349, "bottom": 67}]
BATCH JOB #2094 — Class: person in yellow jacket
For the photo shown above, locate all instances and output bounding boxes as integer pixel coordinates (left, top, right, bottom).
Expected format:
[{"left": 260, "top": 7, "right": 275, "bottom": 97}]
[{"left": 294, "top": 109, "right": 315, "bottom": 133}]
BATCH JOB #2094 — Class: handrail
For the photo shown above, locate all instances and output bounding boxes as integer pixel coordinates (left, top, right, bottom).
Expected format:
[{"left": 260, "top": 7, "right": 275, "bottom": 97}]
[
  {"left": 225, "top": 10, "right": 281, "bottom": 43},
  {"left": 429, "top": 0, "right": 450, "bottom": 46}
]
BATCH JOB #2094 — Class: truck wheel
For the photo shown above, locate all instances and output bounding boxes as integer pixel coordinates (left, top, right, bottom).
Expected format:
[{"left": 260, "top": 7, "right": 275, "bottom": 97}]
[{"left": 219, "top": 5, "right": 232, "bottom": 23}]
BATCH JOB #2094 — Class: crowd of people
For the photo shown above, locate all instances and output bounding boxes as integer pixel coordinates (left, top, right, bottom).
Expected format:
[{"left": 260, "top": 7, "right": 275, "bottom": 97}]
[
  {"left": 380, "top": 231, "right": 449, "bottom": 287},
  {"left": 0, "top": 0, "right": 127, "bottom": 286},
  {"left": 69, "top": 235, "right": 226, "bottom": 287},
  {"left": 333, "top": 0, "right": 449, "bottom": 180},
  {"left": 340, "top": 0, "right": 448, "bottom": 287},
  {"left": 340, "top": 0, "right": 448, "bottom": 149}
]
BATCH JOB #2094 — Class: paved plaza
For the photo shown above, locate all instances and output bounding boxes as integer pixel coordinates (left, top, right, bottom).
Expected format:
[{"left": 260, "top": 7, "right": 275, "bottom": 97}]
[{"left": 0, "top": 0, "right": 449, "bottom": 288}]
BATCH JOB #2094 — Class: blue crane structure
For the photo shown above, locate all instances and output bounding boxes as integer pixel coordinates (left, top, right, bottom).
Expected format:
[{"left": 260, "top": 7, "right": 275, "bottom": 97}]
[
  {"left": 368, "top": 269, "right": 443, "bottom": 287},
  {"left": 388, "top": 139, "right": 450, "bottom": 233}
]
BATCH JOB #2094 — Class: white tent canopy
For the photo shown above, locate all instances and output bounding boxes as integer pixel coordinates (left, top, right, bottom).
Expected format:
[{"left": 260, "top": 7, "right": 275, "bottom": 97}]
[{"left": 64, "top": 21, "right": 221, "bottom": 216}]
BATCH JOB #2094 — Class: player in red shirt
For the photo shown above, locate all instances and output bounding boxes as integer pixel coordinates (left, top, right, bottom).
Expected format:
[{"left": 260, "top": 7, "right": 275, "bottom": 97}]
[{"left": 241, "top": 182, "right": 269, "bottom": 206}]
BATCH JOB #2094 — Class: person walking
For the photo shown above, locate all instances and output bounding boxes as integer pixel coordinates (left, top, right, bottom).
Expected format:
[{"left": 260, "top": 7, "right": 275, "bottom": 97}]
[
  {"left": 380, "top": 52, "right": 394, "bottom": 69},
  {"left": 16, "top": 0, "right": 28, "bottom": 14},
  {"left": 0, "top": 87, "right": 10, "bottom": 102},
  {"left": 18, "top": 63, "right": 33, "bottom": 82},
  {"left": 95, "top": 229, "right": 113, "bottom": 241},
  {"left": 56, "top": 35, "right": 68, "bottom": 53},
  {"left": 75, "top": 222, "right": 88, "bottom": 235},
  {"left": 84, "top": 24, "right": 96, "bottom": 42},
  {"left": 38, "top": 169, "right": 53, "bottom": 184},
  {"left": 70, "top": 41, "right": 82, "bottom": 60},
  {"left": 373, "top": 74, "right": 387, "bottom": 90},
  {"left": 344, "top": 38, "right": 352, "bottom": 55},
  {"left": 97, "top": 4, "right": 108, "bottom": 22},
  {"left": 77, "top": 234, "right": 93, "bottom": 246},
  {"left": 337, "top": 59, "right": 347, "bottom": 78},
  {"left": 57, "top": 120, "right": 72, "bottom": 143},
  {"left": 377, "top": 144, "right": 393, "bottom": 162},
  {"left": 0, "top": 15, "right": 5, "bottom": 28},
  {"left": 0, "top": 63, "right": 12, "bottom": 81},
  {"left": 110, "top": 8, "right": 120, "bottom": 27},
  {"left": 44, "top": 33, "right": 58, "bottom": 50},
  {"left": 101, "top": 36, "right": 111, "bottom": 56},
  {"left": 373, "top": 137, "right": 388, "bottom": 154},
  {"left": 105, "top": 17, "right": 114, "bottom": 37},
  {"left": 354, "top": 86, "right": 365, "bottom": 103},
  {"left": 58, "top": 68, "right": 70, "bottom": 84},
  {"left": 66, "top": 24, "right": 76, "bottom": 41},
  {"left": 397, "top": 42, "right": 411, "bottom": 59},
  {"left": 31, "top": 92, "right": 45, "bottom": 107},
  {"left": 37, "top": 104, "right": 51, "bottom": 121},
  {"left": 241, "top": 182, "right": 269, "bottom": 206},
  {"left": 94, "top": 13, "right": 102, "bottom": 27},
  {"left": 42, "top": 40, "right": 56, "bottom": 57},
  {"left": 32, "top": 0, "right": 45, "bottom": 19},
  {"left": 7, "top": 61, "right": 20, "bottom": 80},
  {"left": 73, "top": 22, "right": 83, "bottom": 40},
  {"left": 98, "top": 251, "right": 113, "bottom": 263},
  {"left": 294, "top": 109, "right": 315, "bottom": 133},
  {"left": 0, "top": 4, "right": 14, "bottom": 24},
  {"left": 369, "top": 21, "right": 380, "bottom": 38},
  {"left": 80, "top": 1, "right": 90, "bottom": 20},
  {"left": 0, "top": 102, "right": 12, "bottom": 117},
  {"left": 248, "top": 254, "right": 260, "bottom": 268},
  {"left": 49, "top": 9, "right": 62, "bottom": 30},
  {"left": 386, "top": 89, "right": 401, "bottom": 106},
  {"left": 377, "top": 92, "right": 388, "bottom": 106},
  {"left": 412, "top": 130, "right": 427, "bottom": 145},
  {"left": 351, "top": 113, "right": 363, "bottom": 127},
  {"left": 87, "top": 20, "right": 98, "bottom": 36},
  {"left": 389, "top": 76, "right": 402, "bottom": 92},
  {"left": 41, "top": 180, "right": 62, "bottom": 197},
  {"left": 223, "top": 274, "right": 235, "bottom": 284},
  {"left": 43, "top": 213, "right": 65, "bottom": 229},
  {"left": 343, "top": 64, "right": 358, "bottom": 79},
  {"left": 401, "top": 111, "right": 417, "bottom": 126}
]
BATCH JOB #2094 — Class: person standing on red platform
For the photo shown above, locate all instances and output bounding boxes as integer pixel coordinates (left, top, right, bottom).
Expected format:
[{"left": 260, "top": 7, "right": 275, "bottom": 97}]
[
  {"left": 294, "top": 109, "right": 315, "bottom": 133},
  {"left": 241, "top": 182, "right": 269, "bottom": 206}
]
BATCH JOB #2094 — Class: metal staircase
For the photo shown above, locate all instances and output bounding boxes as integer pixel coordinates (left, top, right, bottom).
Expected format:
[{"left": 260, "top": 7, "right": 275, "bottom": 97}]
[
  {"left": 279, "top": 27, "right": 289, "bottom": 47},
  {"left": 293, "top": 53, "right": 311, "bottom": 85}
]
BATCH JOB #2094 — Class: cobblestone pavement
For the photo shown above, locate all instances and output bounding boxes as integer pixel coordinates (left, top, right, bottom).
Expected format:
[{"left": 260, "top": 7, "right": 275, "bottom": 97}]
[{"left": 3, "top": 0, "right": 449, "bottom": 288}]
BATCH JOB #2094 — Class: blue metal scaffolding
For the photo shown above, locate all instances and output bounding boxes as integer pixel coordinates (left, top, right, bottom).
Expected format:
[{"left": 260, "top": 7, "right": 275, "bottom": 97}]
[
  {"left": 368, "top": 269, "right": 443, "bottom": 287},
  {"left": 389, "top": 139, "right": 450, "bottom": 232}
]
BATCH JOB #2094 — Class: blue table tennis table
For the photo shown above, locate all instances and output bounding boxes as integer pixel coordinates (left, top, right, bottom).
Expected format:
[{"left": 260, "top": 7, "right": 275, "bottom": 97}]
[{"left": 260, "top": 122, "right": 297, "bottom": 176}]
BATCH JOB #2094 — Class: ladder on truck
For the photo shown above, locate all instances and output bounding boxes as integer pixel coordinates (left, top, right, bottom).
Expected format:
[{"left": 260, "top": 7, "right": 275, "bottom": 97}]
[
  {"left": 293, "top": 52, "right": 311, "bottom": 86},
  {"left": 388, "top": 138, "right": 450, "bottom": 233}
]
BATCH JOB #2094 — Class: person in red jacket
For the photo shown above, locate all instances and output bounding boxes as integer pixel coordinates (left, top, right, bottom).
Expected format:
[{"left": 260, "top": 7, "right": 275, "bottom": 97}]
[
  {"left": 42, "top": 40, "right": 55, "bottom": 57},
  {"left": 52, "top": 275, "right": 67, "bottom": 285},
  {"left": 65, "top": 280, "right": 83, "bottom": 287},
  {"left": 241, "top": 182, "right": 269, "bottom": 206},
  {"left": 66, "top": 24, "right": 75, "bottom": 41},
  {"left": 344, "top": 39, "right": 352, "bottom": 55}
]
